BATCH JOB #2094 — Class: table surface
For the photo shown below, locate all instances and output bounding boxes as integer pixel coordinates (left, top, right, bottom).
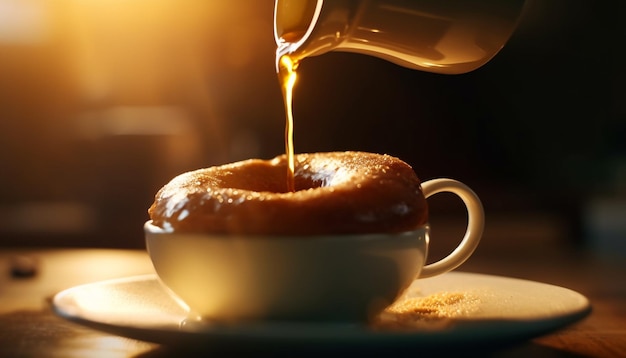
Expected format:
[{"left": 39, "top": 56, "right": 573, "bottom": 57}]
[{"left": 0, "top": 246, "right": 624, "bottom": 357}]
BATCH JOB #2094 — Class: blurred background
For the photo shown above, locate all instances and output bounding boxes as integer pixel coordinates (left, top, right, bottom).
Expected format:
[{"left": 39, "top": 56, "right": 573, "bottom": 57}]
[{"left": 0, "top": 0, "right": 624, "bottom": 257}]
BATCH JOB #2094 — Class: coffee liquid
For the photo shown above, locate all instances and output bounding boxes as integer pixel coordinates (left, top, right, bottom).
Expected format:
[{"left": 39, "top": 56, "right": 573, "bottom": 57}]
[{"left": 277, "top": 52, "right": 299, "bottom": 192}]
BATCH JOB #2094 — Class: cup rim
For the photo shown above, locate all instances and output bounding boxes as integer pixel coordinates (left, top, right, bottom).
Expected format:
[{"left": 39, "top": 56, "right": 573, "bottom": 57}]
[{"left": 144, "top": 220, "right": 428, "bottom": 240}]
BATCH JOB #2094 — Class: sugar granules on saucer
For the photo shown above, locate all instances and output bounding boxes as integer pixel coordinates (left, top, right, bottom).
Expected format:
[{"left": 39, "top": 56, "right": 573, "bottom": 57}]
[{"left": 373, "top": 291, "right": 481, "bottom": 330}]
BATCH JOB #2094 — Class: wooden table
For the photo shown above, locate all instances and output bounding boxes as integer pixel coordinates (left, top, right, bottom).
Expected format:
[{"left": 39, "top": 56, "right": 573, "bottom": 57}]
[{"left": 0, "top": 247, "right": 624, "bottom": 357}]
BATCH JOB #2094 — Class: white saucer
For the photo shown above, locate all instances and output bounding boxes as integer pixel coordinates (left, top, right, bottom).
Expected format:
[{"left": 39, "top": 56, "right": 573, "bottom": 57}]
[{"left": 52, "top": 272, "right": 590, "bottom": 350}]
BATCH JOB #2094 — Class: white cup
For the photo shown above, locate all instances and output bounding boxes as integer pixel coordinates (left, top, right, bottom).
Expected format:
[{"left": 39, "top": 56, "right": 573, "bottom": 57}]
[{"left": 145, "top": 178, "right": 483, "bottom": 323}]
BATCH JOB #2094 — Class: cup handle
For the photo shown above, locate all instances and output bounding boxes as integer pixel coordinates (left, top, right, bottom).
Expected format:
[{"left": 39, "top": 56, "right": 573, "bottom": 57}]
[{"left": 419, "top": 178, "right": 484, "bottom": 278}]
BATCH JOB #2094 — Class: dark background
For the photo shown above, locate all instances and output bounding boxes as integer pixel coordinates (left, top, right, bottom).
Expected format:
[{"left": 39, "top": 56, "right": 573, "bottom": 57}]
[{"left": 0, "top": 0, "right": 624, "bottom": 256}]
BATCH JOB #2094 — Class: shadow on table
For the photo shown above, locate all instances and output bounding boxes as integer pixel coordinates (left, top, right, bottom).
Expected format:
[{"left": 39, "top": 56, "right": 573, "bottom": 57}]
[
  {"left": 0, "top": 308, "right": 587, "bottom": 358},
  {"left": 134, "top": 337, "right": 587, "bottom": 358}
]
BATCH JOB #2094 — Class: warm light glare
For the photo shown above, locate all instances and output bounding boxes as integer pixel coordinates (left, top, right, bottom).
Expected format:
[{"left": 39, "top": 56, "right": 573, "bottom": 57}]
[
  {"left": 0, "top": 0, "right": 49, "bottom": 44},
  {"left": 63, "top": 0, "right": 219, "bottom": 103},
  {"left": 421, "top": 62, "right": 445, "bottom": 68},
  {"left": 67, "top": 336, "right": 153, "bottom": 357}
]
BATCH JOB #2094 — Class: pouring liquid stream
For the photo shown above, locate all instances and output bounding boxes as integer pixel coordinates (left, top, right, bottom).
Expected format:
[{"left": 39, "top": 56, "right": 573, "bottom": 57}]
[{"left": 277, "top": 50, "right": 299, "bottom": 192}]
